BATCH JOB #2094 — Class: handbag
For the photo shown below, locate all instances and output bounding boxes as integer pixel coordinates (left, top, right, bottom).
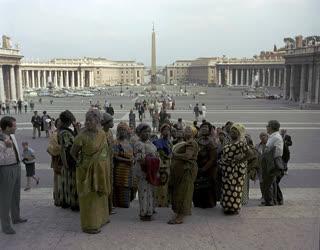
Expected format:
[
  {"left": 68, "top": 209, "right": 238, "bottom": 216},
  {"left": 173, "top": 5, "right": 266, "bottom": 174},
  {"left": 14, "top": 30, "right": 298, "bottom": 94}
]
[{"left": 144, "top": 154, "right": 160, "bottom": 186}]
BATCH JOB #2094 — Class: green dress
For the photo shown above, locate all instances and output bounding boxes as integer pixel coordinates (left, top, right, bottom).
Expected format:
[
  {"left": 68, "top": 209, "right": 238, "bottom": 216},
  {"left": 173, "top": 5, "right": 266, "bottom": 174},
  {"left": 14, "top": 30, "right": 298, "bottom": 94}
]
[
  {"left": 73, "top": 129, "right": 110, "bottom": 231},
  {"left": 170, "top": 140, "right": 198, "bottom": 216}
]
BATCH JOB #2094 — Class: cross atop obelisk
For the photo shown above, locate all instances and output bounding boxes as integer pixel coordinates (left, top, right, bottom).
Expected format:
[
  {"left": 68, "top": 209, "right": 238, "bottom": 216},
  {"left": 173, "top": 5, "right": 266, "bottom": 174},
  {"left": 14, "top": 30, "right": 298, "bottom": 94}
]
[{"left": 151, "top": 23, "right": 157, "bottom": 85}]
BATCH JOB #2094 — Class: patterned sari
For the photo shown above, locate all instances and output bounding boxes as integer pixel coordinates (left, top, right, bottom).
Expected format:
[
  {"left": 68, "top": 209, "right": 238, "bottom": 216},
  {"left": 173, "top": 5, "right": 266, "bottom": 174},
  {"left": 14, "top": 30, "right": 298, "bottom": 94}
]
[
  {"left": 219, "top": 140, "right": 249, "bottom": 214},
  {"left": 113, "top": 139, "right": 134, "bottom": 208}
]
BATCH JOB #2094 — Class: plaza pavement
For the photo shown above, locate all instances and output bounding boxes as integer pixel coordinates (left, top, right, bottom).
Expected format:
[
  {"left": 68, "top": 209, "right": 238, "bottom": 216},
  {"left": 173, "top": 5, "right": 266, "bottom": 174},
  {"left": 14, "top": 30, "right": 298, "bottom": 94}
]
[{"left": 0, "top": 86, "right": 319, "bottom": 249}]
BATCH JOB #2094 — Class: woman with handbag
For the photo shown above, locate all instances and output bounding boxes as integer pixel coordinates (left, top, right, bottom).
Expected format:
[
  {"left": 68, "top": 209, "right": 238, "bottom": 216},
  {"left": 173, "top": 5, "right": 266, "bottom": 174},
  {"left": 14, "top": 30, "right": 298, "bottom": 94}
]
[
  {"left": 169, "top": 126, "right": 198, "bottom": 224},
  {"left": 133, "top": 123, "right": 159, "bottom": 221},
  {"left": 153, "top": 123, "right": 173, "bottom": 207}
]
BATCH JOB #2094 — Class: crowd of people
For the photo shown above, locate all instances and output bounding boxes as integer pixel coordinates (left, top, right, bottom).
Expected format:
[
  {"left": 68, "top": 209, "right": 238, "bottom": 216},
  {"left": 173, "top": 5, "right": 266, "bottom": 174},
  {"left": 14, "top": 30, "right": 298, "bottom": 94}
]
[
  {"left": 0, "top": 99, "right": 35, "bottom": 115},
  {"left": 0, "top": 102, "right": 292, "bottom": 234}
]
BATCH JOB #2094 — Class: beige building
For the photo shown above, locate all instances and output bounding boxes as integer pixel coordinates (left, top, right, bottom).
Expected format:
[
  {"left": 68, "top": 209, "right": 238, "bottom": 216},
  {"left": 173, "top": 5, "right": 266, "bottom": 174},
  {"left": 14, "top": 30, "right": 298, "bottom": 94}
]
[
  {"left": 166, "top": 53, "right": 285, "bottom": 87},
  {"left": 20, "top": 58, "right": 144, "bottom": 90}
]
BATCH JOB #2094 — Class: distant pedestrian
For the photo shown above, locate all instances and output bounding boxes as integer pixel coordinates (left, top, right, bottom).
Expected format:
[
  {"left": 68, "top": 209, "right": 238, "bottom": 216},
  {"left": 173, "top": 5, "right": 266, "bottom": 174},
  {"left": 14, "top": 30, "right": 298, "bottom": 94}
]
[
  {"left": 22, "top": 142, "right": 40, "bottom": 191},
  {"left": 193, "top": 103, "right": 200, "bottom": 121},
  {"left": 106, "top": 104, "right": 114, "bottom": 116},
  {"left": 30, "top": 100, "right": 35, "bottom": 111},
  {"left": 13, "top": 101, "right": 17, "bottom": 114},
  {"left": 17, "top": 99, "right": 22, "bottom": 114},
  {"left": 201, "top": 103, "right": 207, "bottom": 119},
  {"left": 1, "top": 102, "right": 5, "bottom": 115},
  {"left": 41, "top": 111, "right": 51, "bottom": 137},
  {"left": 5, "top": 100, "right": 10, "bottom": 114},
  {"left": 129, "top": 109, "right": 136, "bottom": 130},
  {"left": 50, "top": 100, "right": 53, "bottom": 105},
  {"left": 31, "top": 111, "right": 41, "bottom": 139},
  {"left": 23, "top": 100, "right": 28, "bottom": 113}
]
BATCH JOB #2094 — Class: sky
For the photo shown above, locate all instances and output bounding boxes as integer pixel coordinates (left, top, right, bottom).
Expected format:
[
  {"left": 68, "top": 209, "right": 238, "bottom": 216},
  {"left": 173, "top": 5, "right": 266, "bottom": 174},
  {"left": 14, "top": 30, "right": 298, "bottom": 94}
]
[{"left": 0, "top": 0, "right": 319, "bottom": 66}]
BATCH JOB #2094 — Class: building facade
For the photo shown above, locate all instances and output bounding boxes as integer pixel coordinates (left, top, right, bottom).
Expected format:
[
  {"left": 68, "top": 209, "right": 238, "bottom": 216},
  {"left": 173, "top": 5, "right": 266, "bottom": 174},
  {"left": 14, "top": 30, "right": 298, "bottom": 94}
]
[
  {"left": 166, "top": 53, "right": 285, "bottom": 88},
  {"left": 283, "top": 36, "right": 320, "bottom": 104},
  {"left": 0, "top": 35, "right": 145, "bottom": 101},
  {"left": 0, "top": 36, "right": 24, "bottom": 101}
]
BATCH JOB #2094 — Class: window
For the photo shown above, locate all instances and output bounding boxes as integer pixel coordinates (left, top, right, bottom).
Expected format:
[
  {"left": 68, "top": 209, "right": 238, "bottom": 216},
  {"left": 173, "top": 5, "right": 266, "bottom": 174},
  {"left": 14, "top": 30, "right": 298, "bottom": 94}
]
[
  {"left": 170, "top": 70, "right": 173, "bottom": 77},
  {"left": 137, "top": 71, "right": 140, "bottom": 77}
]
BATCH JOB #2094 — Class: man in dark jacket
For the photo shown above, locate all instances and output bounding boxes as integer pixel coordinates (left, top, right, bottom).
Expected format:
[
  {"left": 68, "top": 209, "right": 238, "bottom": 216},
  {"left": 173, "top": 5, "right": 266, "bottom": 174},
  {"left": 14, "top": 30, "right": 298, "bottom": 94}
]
[
  {"left": 31, "top": 111, "right": 41, "bottom": 139},
  {"left": 281, "top": 129, "right": 292, "bottom": 174}
]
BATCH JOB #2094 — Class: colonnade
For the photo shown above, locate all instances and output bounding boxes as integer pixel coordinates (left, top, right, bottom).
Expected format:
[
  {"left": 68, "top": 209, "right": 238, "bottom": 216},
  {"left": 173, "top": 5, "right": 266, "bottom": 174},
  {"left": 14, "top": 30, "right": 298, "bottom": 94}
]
[
  {"left": 284, "top": 63, "right": 320, "bottom": 104},
  {"left": 21, "top": 69, "right": 94, "bottom": 89},
  {"left": 217, "top": 67, "right": 286, "bottom": 88},
  {"left": 0, "top": 65, "right": 23, "bottom": 101}
]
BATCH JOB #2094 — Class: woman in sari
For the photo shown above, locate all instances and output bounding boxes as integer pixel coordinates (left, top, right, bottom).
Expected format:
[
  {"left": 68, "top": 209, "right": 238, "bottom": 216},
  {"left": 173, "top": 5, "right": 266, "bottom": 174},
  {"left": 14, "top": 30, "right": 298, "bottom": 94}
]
[
  {"left": 219, "top": 123, "right": 252, "bottom": 215},
  {"left": 153, "top": 123, "right": 172, "bottom": 207},
  {"left": 133, "top": 123, "right": 159, "bottom": 221},
  {"left": 193, "top": 122, "right": 218, "bottom": 208},
  {"left": 71, "top": 110, "right": 110, "bottom": 234},
  {"left": 58, "top": 110, "right": 80, "bottom": 210},
  {"left": 113, "top": 122, "right": 134, "bottom": 208},
  {"left": 169, "top": 126, "right": 198, "bottom": 224}
]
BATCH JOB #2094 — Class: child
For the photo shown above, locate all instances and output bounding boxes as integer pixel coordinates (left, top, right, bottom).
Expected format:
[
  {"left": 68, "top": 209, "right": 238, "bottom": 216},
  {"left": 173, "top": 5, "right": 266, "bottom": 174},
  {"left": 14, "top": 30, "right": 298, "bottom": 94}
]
[{"left": 22, "top": 142, "right": 40, "bottom": 191}]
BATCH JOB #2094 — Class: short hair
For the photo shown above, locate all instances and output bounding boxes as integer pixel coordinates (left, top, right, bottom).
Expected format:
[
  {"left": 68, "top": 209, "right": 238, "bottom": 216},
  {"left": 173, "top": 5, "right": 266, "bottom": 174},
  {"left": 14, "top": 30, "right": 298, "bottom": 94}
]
[
  {"left": 0, "top": 116, "right": 16, "bottom": 131},
  {"left": 43, "top": 111, "right": 47, "bottom": 115},
  {"left": 268, "top": 120, "right": 280, "bottom": 131},
  {"left": 59, "top": 110, "right": 75, "bottom": 126},
  {"left": 22, "top": 141, "right": 29, "bottom": 146}
]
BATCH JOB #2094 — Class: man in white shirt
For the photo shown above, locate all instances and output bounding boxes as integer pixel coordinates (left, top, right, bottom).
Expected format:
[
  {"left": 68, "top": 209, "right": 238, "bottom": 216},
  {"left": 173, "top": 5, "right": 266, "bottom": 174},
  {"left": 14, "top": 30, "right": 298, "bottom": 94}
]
[
  {"left": 0, "top": 116, "right": 27, "bottom": 234},
  {"left": 263, "top": 120, "right": 284, "bottom": 206}
]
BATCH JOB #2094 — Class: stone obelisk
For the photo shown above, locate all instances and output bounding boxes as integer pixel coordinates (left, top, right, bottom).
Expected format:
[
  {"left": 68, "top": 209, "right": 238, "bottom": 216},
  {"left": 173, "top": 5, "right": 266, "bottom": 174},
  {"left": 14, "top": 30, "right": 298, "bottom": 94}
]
[{"left": 151, "top": 23, "right": 157, "bottom": 85}]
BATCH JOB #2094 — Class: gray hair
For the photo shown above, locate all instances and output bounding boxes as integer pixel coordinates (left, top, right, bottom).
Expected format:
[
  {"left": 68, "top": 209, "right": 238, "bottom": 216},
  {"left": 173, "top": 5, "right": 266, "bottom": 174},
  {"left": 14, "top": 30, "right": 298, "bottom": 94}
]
[{"left": 85, "top": 110, "right": 101, "bottom": 123}]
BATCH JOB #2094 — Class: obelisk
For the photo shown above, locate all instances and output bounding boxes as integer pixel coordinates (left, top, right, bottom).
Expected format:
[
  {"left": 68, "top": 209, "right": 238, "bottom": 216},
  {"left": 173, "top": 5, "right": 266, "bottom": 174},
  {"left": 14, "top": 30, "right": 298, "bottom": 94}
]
[{"left": 151, "top": 23, "right": 156, "bottom": 85}]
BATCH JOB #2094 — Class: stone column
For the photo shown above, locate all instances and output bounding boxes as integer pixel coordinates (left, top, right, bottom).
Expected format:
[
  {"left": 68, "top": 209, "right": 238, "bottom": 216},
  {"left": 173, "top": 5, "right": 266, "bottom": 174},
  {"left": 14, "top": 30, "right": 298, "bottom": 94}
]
[
  {"left": 262, "top": 69, "right": 265, "bottom": 87},
  {"left": 25, "top": 70, "right": 30, "bottom": 88},
  {"left": 36, "top": 70, "right": 40, "bottom": 88},
  {"left": 90, "top": 71, "right": 94, "bottom": 87},
  {"left": 66, "top": 71, "right": 69, "bottom": 88},
  {"left": 252, "top": 69, "right": 255, "bottom": 86},
  {"left": 315, "top": 64, "right": 320, "bottom": 104},
  {"left": 48, "top": 71, "right": 52, "bottom": 85},
  {"left": 273, "top": 68, "right": 276, "bottom": 87},
  {"left": 80, "top": 70, "right": 83, "bottom": 88},
  {"left": 225, "top": 69, "right": 229, "bottom": 86},
  {"left": 229, "top": 68, "right": 233, "bottom": 85},
  {"left": 71, "top": 71, "right": 75, "bottom": 88},
  {"left": 218, "top": 69, "right": 222, "bottom": 86},
  {"left": 235, "top": 69, "right": 238, "bottom": 85},
  {"left": 59, "top": 70, "right": 64, "bottom": 88},
  {"left": 53, "top": 71, "right": 57, "bottom": 88},
  {"left": 77, "top": 71, "right": 80, "bottom": 88},
  {"left": 10, "top": 66, "right": 17, "bottom": 101},
  {"left": 267, "top": 68, "right": 271, "bottom": 86},
  {"left": 43, "top": 70, "right": 47, "bottom": 87},
  {"left": 240, "top": 69, "right": 244, "bottom": 85},
  {"left": 299, "top": 64, "right": 306, "bottom": 103},
  {"left": 246, "top": 69, "right": 249, "bottom": 86},
  {"left": 307, "top": 64, "right": 314, "bottom": 103},
  {"left": 16, "top": 67, "right": 23, "bottom": 101},
  {"left": 0, "top": 66, "right": 5, "bottom": 102},
  {"left": 289, "top": 65, "right": 295, "bottom": 100},
  {"left": 31, "top": 70, "right": 35, "bottom": 88}
]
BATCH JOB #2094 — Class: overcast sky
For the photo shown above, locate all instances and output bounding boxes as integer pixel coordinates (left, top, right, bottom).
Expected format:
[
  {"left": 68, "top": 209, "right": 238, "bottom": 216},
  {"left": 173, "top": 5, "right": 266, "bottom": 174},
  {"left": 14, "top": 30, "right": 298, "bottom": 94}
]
[{"left": 1, "top": 0, "right": 319, "bottom": 66}]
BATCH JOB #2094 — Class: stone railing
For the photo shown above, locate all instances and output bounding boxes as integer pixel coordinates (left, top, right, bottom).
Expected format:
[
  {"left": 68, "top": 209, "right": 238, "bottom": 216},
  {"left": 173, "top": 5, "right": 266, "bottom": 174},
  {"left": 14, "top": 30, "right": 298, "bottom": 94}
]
[
  {"left": 0, "top": 48, "right": 21, "bottom": 56},
  {"left": 286, "top": 45, "right": 320, "bottom": 55}
]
